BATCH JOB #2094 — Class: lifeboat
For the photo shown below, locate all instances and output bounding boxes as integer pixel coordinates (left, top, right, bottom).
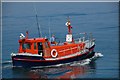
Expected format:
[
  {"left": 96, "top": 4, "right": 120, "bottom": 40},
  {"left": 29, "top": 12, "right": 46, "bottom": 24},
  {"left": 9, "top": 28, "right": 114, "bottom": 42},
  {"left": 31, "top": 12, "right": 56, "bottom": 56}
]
[{"left": 11, "top": 18, "right": 96, "bottom": 68}]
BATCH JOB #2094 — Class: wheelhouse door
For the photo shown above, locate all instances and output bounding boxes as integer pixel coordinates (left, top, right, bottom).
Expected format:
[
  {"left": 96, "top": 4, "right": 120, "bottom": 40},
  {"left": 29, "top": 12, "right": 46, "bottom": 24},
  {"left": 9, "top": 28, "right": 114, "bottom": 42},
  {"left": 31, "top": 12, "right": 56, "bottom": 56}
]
[{"left": 37, "top": 42, "right": 44, "bottom": 56}]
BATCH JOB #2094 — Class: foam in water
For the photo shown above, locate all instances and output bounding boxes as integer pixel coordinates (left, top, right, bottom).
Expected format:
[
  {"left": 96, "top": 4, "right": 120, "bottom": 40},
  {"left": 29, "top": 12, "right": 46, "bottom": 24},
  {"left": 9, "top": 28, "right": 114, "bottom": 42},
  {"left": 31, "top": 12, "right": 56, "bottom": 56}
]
[
  {"left": 2, "top": 61, "right": 12, "bottom": 64},
  {"left": 95, "top": 52, "right": 103, "bottom": 57}
]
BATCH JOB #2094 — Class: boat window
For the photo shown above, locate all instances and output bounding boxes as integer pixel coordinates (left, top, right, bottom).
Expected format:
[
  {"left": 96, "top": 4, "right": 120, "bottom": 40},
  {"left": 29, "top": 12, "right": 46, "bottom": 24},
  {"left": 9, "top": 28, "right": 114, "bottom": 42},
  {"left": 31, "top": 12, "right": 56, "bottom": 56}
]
[
  {"left": 45, "top": 42, "right": 49, "bottom": 48},
  {"left": 38, "top": 42, "right": 43, "bottom": 55},
  {"left": 22, "top": 43, "right": 31, "bottom": 50},
  {"left": 34, "top": 42, "right": 36, "bottom": 49}
]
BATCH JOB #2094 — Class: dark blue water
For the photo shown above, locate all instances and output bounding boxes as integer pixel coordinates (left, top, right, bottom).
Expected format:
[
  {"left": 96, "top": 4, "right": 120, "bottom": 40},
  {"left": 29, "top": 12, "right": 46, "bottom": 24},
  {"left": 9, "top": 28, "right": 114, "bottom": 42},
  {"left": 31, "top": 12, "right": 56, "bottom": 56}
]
[{"left": 2, "top": 2, "right": 119, "bottom": 79}]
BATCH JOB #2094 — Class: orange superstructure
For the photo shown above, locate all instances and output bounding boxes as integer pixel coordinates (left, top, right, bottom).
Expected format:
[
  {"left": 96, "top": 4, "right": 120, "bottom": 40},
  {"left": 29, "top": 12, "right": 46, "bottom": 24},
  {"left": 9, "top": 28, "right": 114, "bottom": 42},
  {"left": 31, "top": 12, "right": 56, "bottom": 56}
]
[{"left": 18, "top": 34, "right": 85, "bottom": 59}]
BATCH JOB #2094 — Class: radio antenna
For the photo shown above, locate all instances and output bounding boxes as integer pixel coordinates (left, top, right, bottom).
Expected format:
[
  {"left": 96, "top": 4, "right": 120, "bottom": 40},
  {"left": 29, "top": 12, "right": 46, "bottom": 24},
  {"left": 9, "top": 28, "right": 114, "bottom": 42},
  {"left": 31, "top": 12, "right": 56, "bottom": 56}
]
[
  {"left": 33, "top": 4, "right": 42, "bottom": 37},
  {"left": 49, "top": 17, "right": 51, "bottom": 40},
  {"left": 67, "top": 16, "right": 70, "bottom": 22}
]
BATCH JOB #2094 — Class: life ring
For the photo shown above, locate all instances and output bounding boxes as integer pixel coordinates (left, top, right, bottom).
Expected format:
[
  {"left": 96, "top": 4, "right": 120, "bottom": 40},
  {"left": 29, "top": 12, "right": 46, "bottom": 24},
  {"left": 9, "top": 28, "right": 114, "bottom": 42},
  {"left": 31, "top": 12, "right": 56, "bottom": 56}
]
[{"left": 51, "top": 49, "right": 58, "bottom": 58}]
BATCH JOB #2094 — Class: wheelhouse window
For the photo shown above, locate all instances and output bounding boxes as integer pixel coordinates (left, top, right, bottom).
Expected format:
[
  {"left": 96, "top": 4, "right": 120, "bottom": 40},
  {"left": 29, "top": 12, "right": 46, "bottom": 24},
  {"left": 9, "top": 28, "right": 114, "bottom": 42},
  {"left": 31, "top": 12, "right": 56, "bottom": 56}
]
[
  {"left": 22, "top": 43, "right": 31, "bottom": 50},
  {"left": 45, "top": 42, "right": 49, "bottom": 48}
]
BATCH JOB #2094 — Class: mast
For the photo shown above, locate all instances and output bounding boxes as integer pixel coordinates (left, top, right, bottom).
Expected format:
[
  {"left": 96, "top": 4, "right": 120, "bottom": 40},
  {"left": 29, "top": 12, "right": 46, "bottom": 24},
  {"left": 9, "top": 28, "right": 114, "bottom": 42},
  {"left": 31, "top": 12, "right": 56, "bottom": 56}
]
[
  {"left": 33, "top": 4, "right": 42, "bottom": 37},
  {"left": 65, "top": 17, "right": 73, "bottom": 43},
  {"left": 65, "top": 16, "right": 72, "bottom": 34}
]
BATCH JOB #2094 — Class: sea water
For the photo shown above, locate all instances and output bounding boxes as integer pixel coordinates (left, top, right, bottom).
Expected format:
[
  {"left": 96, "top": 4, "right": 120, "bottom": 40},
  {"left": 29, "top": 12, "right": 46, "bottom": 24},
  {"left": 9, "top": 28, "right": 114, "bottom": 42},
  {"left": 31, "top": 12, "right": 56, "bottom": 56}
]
[{"left": 2, "top": 2, "right": 119, "bottom": 79}]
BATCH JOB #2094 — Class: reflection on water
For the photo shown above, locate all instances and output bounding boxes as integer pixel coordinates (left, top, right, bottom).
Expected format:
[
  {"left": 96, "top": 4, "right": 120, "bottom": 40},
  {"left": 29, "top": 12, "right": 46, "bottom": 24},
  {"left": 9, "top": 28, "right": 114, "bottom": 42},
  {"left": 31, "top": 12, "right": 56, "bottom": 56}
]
[{"left": 11, "top": 61, "right": 96, "bottom": 79}]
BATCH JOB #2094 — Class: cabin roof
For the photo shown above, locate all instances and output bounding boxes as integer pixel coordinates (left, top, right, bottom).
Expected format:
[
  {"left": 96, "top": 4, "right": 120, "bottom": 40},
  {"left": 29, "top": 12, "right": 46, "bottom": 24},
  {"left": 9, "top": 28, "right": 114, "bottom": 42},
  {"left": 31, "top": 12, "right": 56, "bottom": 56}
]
[{"left": 19, "top": 38, "right": 48, "bottom": 43}]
